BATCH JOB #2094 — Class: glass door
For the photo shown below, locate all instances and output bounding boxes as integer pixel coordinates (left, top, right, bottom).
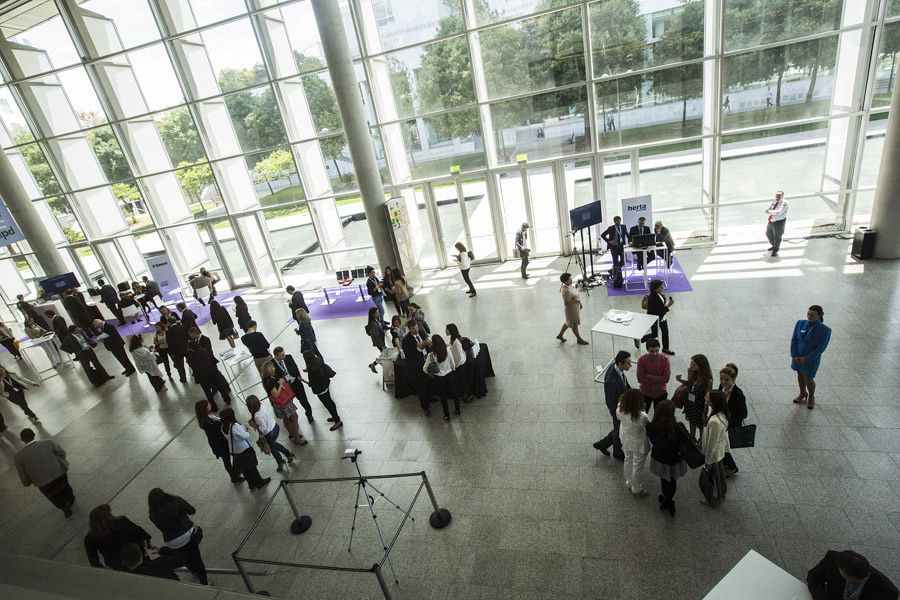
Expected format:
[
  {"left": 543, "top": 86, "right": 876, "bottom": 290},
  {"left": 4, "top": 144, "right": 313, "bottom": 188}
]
[
  {"left": 201, "top": 220, "right": 252, "bottom": 288},
  {"left": 601, "top": 151, "right": 637, "bottom": 221},
  {"left": 427, "top": 174, "right": 500, "bottom": 262},
  {"left": 495, "top": 165, "right": 562, "bottom": 257}
]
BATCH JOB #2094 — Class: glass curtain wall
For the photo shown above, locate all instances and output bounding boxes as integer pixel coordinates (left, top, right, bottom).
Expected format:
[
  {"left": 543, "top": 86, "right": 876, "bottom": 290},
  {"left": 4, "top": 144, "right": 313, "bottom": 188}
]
[{"left": 0, "top": 0, "right": 896, "bottom": 297}]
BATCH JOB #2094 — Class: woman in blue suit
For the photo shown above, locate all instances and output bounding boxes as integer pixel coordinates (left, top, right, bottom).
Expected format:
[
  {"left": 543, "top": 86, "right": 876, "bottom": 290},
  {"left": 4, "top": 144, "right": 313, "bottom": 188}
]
[{"left": 790, "top": 305, "right": 831, "bottom": 410}]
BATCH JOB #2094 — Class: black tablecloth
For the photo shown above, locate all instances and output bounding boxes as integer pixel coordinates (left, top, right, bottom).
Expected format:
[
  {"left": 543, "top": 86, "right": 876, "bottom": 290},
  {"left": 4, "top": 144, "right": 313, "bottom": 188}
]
[{"left": 393, "top": 343, "right": 494, "bottom": 400}]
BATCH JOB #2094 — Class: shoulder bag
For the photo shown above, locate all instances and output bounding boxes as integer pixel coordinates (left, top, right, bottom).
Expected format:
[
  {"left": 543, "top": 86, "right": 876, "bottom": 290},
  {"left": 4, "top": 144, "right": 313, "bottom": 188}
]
[
  {"left": 676, "top": 422, "right": 704, "bottom": 469},
  {"left": 229, "top": 426, "right": 258, "bottom": 471},
  {"left": 270, "top": 383, "right": 296, "bottom": 408},
  {"left": 698, "top": 467, "right": 716, "bottom": 504},
  {"left": 671, "top": 383, "right": 689, "bottom": 409},
  {"left": 728, "top": 423, "right": 757, "bottom": 449},
  {"left": 641, "top": 295, "right": 649, "bottom": 310}
]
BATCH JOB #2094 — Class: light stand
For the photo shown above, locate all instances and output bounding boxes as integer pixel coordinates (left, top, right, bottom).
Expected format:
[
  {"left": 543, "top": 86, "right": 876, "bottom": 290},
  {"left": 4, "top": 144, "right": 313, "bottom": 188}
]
[{"left": 343, "top": 450, "right": 412, "bottom": 584}]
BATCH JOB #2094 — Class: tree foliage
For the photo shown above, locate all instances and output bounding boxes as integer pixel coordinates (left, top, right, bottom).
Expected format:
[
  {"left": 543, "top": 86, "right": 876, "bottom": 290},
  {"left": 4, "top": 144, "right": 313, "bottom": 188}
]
[
  {"left": 651, "top": 0, "right": 704, "bottom": 127},
  {"left": 156, "top": 107, "right": 205, "bottom": 166},
  {"left": 175, "top": 162, "right": 215, "bottom": 206},
  {"left": 592, "top": 0, "right": 647, "bottom": 132},
  {"left": 253, "top": 148, "right": 296, "bottom": 195}
]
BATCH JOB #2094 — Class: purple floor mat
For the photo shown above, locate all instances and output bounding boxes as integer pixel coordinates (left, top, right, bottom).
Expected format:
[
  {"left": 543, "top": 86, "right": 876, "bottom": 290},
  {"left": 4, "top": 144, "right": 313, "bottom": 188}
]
[
  {"left": 106, "top": 291, "right": 243, "bottom": 338},
  {"left": 305, "top": 287, "right": 374, "bottom": 321},
  {"left": 603, "top": 255, "right": 693, "bottom": 297}
]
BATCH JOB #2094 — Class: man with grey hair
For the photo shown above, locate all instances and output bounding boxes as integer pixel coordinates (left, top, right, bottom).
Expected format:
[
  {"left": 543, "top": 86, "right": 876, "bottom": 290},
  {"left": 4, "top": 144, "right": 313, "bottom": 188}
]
[
  {"left": 764, "top": 190, "right": 788, "bottom": 257},
  {"left": 14, "top": 428, "right": 75, "bottom": 517},
  {"left": 654, "top": 221, "right": 675, "bottom": 267}
]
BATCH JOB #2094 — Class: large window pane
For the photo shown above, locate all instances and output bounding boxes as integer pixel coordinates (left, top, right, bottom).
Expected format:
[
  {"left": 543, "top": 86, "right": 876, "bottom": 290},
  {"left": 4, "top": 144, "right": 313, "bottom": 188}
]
[
  {"left": 461, "top": 177, "right": 498, "bottom": 260},
  {"left": 204, "top": 20, "right": 268, "bottom": 92},
  {"left": 386, "top": 38, "right": 475, "bottom": 119},
  {"left": 491, "top": 87, "right": 589, "bottom": 165},
  {"left": 84, "top": 126, "right": 132, "bottom": 184},
  {"left": 657, "top": 207, "right": 712, "bottom": 245},
  {"left": 319, "top": 134, "right": 357, "bottom": 192},
  {"left": 127, "top": 44, "right": 186, "bottom": 112},
  {"left": 402, "top": 110, "right": 486, "bottom": 179},
  {"left": 264, "top": 203, "right": 318, "bottom": 259},
  {"left": 481, "top": 8, "right": 585, "bottom": 100},
  {"left": 82, "top": 0, "right": 161, "bottom": 51},
  {"left": 153, "top": 107, "right": 206, "bottom": 167},
  {"left": 474, "top": 0, "right": 573, "bottom": 26},
  {"left": 857, "top": 118, "right": 886, "bottom": 189},
  {"left": 0, "top": 87, "right": 32, "bottom": 145},
  {"left": 301, "top": 72, "right": 343, "bottom": 135},
  {"left": 47, "top": 197, "right": 87, "bottom": 243},
  {"left": 10, "top": 10, "right": 80, "bottom": 76},
  {"left": 278, "top": 253, "right": 327, "bottom": 280},
  {"left": 596, "top": 64, "right": 703, "bottom": 150},
  {"left": 223, "top": 85, "right": 288, "bottom": 154},
  {"left": 724, "top": 0, "right": 843, "bottom": 52},
  {"left": 371, "top": 0, "right": 462, "bottom": 49},
  {"left": 250, "top": 147, "right": 304, "bottom": 207},
  {"left": 873, "top": 22, "right": 900, "bottom": 109},
  {"left": 722, "top": 36, "right": 839, "bottom": 131},
  {"left": 639, "top": 143, "right": 703, "bottom": 211},
  {"left": 11, "top": 142, "right": 61, "bottom": 198},
  {"left": 279, "top": 1, "right": 359, "bottom": 64}
]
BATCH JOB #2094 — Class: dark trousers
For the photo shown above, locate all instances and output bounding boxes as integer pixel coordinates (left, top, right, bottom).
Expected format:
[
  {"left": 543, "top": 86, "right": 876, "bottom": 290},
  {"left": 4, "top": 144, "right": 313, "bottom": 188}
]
[
  {"left": 219, "top": 453, "right": 242, "bottom": 482},
  {"left": 315, "top": 390, "right": 340, "bottom": 422},
  {"left": 723, "top": 451, "right": 738, "bottom": 472},
  {"left": 104, "top": 301, "right": 125, "bottom": 324},
  {"left": 635, "top": 249, "right": 656, "bottom": 270},
  {"left": 198, "top": 369, "right": 231, "bottom": 409},
  {"left": 642, "top": 393, "right": 667, "bottom": 413},
  {"left": 460, "top": 269, "right": 476, "bottom": 293},
  {"left": 171, "top": 354, "right": 187, "bottom": 382},
  {"left": 110, "top": 345, "right": 135, "bottom": 373},
  {"left": 766, "top": 219, "right": 785, "bottom": 253},
  {"left": 40, "top": 473, "right": 75, "bottom": 513},
  {"left": 641, "top": 319, "right": 670, "bottom": 351},
  {"left": 1, "top": 338, "right": 22, "bottom": 359},
  {"left": 597, "top": 396, "right": 624, "bottom": 458},
  {"left": 157, "top": 348, "right": 172, "bottom": 376},
  {"left": 6, "top": 390, "right": 37, "bottom": 419},
  {"left": 163, "top": 537, "right": 207, "bottom": 585},
  {"left": 146, "top": 373, "right": 166, "bottom": 391},
  {"left": 288, "top": 380, "right": 313, "bottom": 421},
  {"left": 520, "top": 249, "right": 530, "bottom": 277},
  {"left": 609, "top": 245, "right": 624, "bottom": 270},
  {"left": 660, "top": 477, "right": 677, "bottom": 508},
  {"left": 77, "top": 349, "right": 110, "bottom": 383},
  {"left": 433, "top": 374, "right": 459, "bottom": 417}
]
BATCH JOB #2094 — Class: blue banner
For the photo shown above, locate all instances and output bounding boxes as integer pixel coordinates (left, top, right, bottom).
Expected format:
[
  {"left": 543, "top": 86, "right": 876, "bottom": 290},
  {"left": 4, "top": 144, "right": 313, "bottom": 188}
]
[{"left": 0, "top": 195, "right": 26, "bottom": 248}]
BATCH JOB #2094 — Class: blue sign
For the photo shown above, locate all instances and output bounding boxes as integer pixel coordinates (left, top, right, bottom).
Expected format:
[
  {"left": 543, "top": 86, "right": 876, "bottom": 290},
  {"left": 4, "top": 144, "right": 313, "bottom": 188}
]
[{"left": 0, "top": 195, "right": 26, "bottom": 248}]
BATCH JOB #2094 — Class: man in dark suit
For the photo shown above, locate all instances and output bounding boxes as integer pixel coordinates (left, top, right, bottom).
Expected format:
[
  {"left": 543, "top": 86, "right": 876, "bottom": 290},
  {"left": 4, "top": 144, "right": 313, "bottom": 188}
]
[
  {"left": 628, "top": 217, "right": 654, "bottom": 270},
  {"left": 272, "top": 346, "right": 314, "bottom": 423},
  {"left": 186, "top": 340, "right": 230, "bottom": 411},
  {"left": 141, "top": 275, "right": 161, "bottom": 309},
  {"left": 593, "top": 350, "right": 632, "bottom": 460},
  {"left": 14, "top": 428, "right": 75, "bottom": 517},
  {"left": 600, "top": 216, "right": 628, "bottom": 270},
  {"left": 241, "top": 321, "right": 271, "bottom": 373},
  {"left": 807, "top": 550, "right": 897, "bottom": 600},
  {"left": 188, "top": 327, "right": 215, "bottom": 361},
  {"left": 63, "top": 290, "right": 98, "bottom": 336},
  {"left": 654, "top": 220, "right": 675, "bottom": 268},
  {"left": 121, "top": 543, "right": 185, "bottom": 581},
  {"left": 93, "top": 319, "right": 135, "bottom": 376},
  {"left": 177, "top": 302, "right": 198, "bottom": 332},
  {"left": 46, "top": 311, "right": 69, "bottom": 342},
  {"left": 164, "top": 316, "right": 189, "bottom": 383},
  {"left": 402, "top": 321, "right": 432, "bottom": 416},
  {"left": 61, "top": 325, "right": 112, "bottom": 386},
  {"left": 639, "top": 281, "right": 675, "bottom": 355},
  {"left": 97, "top": 279, "right": 125, "bottom": 325},
  {"left": 286, "top": 286, "right": 309, "bottom": 335}
]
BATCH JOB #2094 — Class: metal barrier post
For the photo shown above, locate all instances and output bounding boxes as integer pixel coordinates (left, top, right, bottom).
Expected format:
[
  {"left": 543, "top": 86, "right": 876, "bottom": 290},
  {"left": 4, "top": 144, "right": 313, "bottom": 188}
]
[
  {"left": 373, "top": 563, "right": 393, "bottom": 600},
  {"left": 282, "top": 481, "right": 312, "bottom": 534},
  {"left": 420, "top": 472, "right": 452, "bottom": 528}
]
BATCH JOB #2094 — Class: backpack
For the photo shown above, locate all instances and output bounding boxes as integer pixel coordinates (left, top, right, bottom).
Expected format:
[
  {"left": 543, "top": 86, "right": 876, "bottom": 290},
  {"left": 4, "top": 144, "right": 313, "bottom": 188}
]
[
  {"left": 611, "top": 267, "right": 623, "bottom": 289},
  {"left": 467, "top": 250, "right": 474, "bottom": 260}
]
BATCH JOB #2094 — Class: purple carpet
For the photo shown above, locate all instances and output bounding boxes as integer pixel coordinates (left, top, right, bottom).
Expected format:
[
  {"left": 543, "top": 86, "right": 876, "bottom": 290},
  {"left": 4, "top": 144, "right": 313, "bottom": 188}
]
[
  {"left": 604, "top": 255, "right": 693, "bottom": 297},
  {"left": 107, "top": 291, "right": 243, "bottom": 338},
  {"left": 305, "top": 286, "right": 374, "bottom": 321}
]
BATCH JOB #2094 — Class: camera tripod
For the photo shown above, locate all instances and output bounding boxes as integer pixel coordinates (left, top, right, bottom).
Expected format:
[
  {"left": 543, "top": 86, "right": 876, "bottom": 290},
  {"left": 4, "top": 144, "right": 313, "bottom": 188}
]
[{"left": 344, "top": 451, "right": 413, "bottom": 584}]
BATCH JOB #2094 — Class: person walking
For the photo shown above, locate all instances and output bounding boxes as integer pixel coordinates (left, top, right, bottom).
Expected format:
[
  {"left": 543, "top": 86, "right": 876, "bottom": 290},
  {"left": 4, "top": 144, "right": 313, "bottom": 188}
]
[
  {"left": 164, "top": 316, "right": 189, "bottom": 383},
  {"left": 423, "top": 334, "right": 459, "bottom": 421},
  {"left": 700, "top": 390, "right": 731, "bottom": 508},
  {"left": 152, "top": 321, "right": 172, "bottom": 380},
  {"left": 453, "top": 242, "right": 477, "bottom": 296},
  {"left": 14, "top": 428, "right": 75, "bottom": 517},
  {"left": 718, "top": 363, "right": 746, "bottom": 477},
  {"left": 365, "top": 307, "right": 386, "bottom": 373},
  {"left": 24, "top": 317, "right": 61, "bottom": 366},
  {"left": 383, "top": 266, "right": 404, "bottom": 314},
  {"left": 515, "top": 222, "right": 530, "bottom": 278},
  {"left": 593, "top": 350, "right": 631, "bottom": 460},
  {"left": 188, "top": 273, "right": 213, "bottom": 306},
  {"left": 0, "top": 366, "right": 40, "bottom": 429},
  {"left": 233, "top": 296, "right": 253, "bottom": 333},
  {"left": 647, "top": 399, "right": 688, "bottom": 517},
  {"left": 176, "top": 302, "right": 197, "bottom": 332},
  {"left": 393, "top": 272, "right": 412, "bottom": 318},
  {"left": 129, "top": 335, "right": 167, "bottom": 392},
  {"left": 271, "top": 346, "right": 315, "bottom": 424},
  {"left": 193, "top": 400, "right": 243, "bottom": 483},
  {"left": 60, "top": 325, "right": 113, "bottom": 386},
  {"left": 208, "top": 300, "right": 237, "bottom": 348},
  {"left": 764, "top": 190, "right": 788, "bottom": 257},
  {"left": 639, "top": 279, "right": 675, "bottom": 355},
  {"left": 219, "top": 409, "right": 270, "bottom": 490},
  {"left": 147, "top": 488, "right": 209, "bottom": 584},
  {"left": 246, "top": 395, "right": 295, "bottom": 473},
  {"left": 240, "top": 321, "right": 272, "bottom": 374},
  {"left": 186, "top": 340, "right": 231, "bottom": 411},
  {"left": 93, "top": 319, "right": 136, "bottom": 376},
  {"left": 295, "top": 309, "right": 323, "bottom": 360},
  {"left": 286, "top": 285, "right": 309, "bottom": 334},
  {"left": 0, "top": 321, "right": 22, "bottom": 360},
  {"left": 303, "top": 351, "right": 343, "bottom": 430},
  {"left": 261, "top": 361, "right": 308, "bottom": 446},
  {"left": 365, "top": 266, "right": 389, "bottom": 327},
  {"left": 790, "top": 304, "right": 831, "bottom": 410},
  {"left": 636, "top": 338, "right": 670, "bottom": 412},
  {"left": 676, "top": 354, "right": 712, "bottom": 444},
  {"left": 84, "top": 504, "right": 152, "bottom": 570},
  {"left": 97, "top": 279, "right": 125, "bottom": 325},
  {"left": 556, "top": 273, "right": 588, "bottom": 345},
  {"left": 600, "top": 216, "right": 628, "bottom": 271},
  {"left": 617, "top": 388, "right": 650, "bottom": 496}
]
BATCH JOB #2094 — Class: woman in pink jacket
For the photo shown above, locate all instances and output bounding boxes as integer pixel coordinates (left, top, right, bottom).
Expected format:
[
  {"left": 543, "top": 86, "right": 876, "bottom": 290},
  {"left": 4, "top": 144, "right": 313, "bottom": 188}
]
[{"left": 636, "top": 338, "right": 670, "bottom": 413}]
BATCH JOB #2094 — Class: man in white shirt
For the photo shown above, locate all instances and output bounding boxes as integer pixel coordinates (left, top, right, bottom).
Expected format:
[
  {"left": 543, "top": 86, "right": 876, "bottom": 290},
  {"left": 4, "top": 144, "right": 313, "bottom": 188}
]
[
  {"left": 515, "top": 223, "right": 530, "bottom": 279},
  {"left": 764, "top": 190, "right": 789, "bottom": 257}
]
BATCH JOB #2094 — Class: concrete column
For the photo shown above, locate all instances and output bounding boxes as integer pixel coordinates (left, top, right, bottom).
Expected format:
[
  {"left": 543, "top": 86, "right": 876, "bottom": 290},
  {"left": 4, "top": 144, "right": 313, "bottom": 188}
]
[
  {"left": 0, "top": 149, "right": 67, "bottom": 276},
  {"left": 310, "top": 0, "right": 397, "bottom": 270},
  {"left": 870, "top": 64, "right": 900, "bottom": 259}
]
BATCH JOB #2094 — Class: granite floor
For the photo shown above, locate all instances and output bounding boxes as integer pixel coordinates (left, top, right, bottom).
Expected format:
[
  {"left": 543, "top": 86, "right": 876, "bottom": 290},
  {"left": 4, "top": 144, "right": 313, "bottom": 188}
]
[{"left": 0, "top": 236, "right": 898, "bottom": 599}]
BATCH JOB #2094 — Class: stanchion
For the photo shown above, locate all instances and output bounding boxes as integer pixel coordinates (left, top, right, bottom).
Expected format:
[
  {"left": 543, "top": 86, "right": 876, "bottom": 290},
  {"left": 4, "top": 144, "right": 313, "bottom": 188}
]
[
  {"left": 373, "top": 563, "right": 393, "bottom": 600},
  {"left": 420, "top": 472, "right": 451, "bottom": 528},
  {"left": 281, "top": 481, "right": 312, "bottom": 534}
]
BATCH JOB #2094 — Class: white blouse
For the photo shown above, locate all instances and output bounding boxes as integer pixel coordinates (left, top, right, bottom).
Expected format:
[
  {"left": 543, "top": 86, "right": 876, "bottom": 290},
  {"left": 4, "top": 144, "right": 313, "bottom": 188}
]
[
  {"left": 223, "top": 423, "right": 253, "bottom": 454},
  {"left": 701, "top": 413, "right": 731, "bottom": 464},
  {"left": 456, "top": 252, "right": 471, "bottom": 270},
  {"left": 448, "top": 339, "right": 467, "bottom": 368},
  {"left": 423, "top": 351, "right": 456, "bottom": 377},
  {"left": 616, "top": 409, "right": 650, "bottom": 453},
  {"left": 253, "top": 407, "right": 277, "bottom": 436}
]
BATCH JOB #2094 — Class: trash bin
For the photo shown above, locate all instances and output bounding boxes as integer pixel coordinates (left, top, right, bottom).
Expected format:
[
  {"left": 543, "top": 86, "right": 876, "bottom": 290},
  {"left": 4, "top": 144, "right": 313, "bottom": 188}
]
[{"left": 851, "top": 227, "right": 876, "bottom": 260}]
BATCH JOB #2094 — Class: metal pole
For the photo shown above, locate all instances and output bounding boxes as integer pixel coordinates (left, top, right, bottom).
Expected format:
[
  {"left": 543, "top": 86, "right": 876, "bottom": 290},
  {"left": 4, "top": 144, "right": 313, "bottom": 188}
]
[
  {"left": 232, "top": 556, "right": 256, "bottom": 595},
  {"left": 420, "top": 472, "right": 452, "bottom": 528},
  {"left": 373, "top": 563, "right": 393, "bottom": 600},
  {"left": 282, "top": 481, "right": 312, "bottom": 534}
]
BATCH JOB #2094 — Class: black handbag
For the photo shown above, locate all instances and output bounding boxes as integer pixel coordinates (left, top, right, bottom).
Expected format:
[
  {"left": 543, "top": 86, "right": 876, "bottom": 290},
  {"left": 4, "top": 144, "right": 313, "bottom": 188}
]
[
  {"left": 728, "top": 424, "right": 757, "bottom": 449},
  {"left": 698, "top": 467, "right": 716, "bottom": 504},
  {"left": 677, "top": 422, "right": 704, "bottom": 469}
]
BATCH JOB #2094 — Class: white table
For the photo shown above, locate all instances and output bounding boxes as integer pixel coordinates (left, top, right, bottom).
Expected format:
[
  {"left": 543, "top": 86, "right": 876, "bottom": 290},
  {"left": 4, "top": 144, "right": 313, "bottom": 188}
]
[
  {"left": 20, "top": 333, "right": 74, "bottom": 382},
  {"left": 703, "top": 550, "right": 812, "bottom": 600},
  {"left": 219, "top": 348, "right": 257, "bottom": 399},
  {"left": 623, "top": 243, "right": 670, "bottom": 291},
  {"left": 590, "top": 312, "right": 659, "bottom": 381}
]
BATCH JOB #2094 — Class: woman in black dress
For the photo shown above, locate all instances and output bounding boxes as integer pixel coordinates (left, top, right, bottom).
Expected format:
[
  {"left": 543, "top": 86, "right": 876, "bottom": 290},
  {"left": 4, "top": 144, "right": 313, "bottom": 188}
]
[
  {"left": 675, "top": 354, "right": 712, "bottom": 444},
  {"left": 647, "top": 399, "right": 688, "bottom": 516},
  {"left": 718, "top": 363, "right": 747, "bottom": 477},
  {"left": 366, "top": 306, "right": 386, "bottom": 373},
  {"left": 194, "top": 399, "right": 243, "bottom": 483},
  {"left": 84, "top": 504, "right": 152, "bottom": 570},
  {"left": 233, "top": 296, "right": 253, "bottom": 333},
  {"left": 303, "top": 351, "right": 342, "bottom": 430},
  {"left": 383, "top": 266, "right": 402, "bottom": 315},
  {"left": 147, "top": 488, "right": 208, "bottom": 585},
  {"left": 208, "top": 300, "right": 236, "bottom": 348}
]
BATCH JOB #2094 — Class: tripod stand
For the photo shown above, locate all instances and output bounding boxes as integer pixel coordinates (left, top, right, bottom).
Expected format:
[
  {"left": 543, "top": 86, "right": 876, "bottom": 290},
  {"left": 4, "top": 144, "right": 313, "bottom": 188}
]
[{"left": 344, "top": 450, "right": 413, "bottom": 584}]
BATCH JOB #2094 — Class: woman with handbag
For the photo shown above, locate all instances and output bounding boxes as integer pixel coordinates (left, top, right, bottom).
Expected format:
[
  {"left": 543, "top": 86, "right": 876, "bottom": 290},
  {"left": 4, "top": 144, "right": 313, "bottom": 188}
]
[
  {"left": 700, "top": 391, "right": 731, "bottom": 507},
  {"left": 152, "top": 321, "right": 173, "bottom": 379},
  {"left": 246, "top": 394, "right": 295, "bottom": 473},
  {"left": 718, "top": 363, "right": 747, "bottom": 478},
  {"left": 219, "top": 408, "right": 270, "bottom": 490},
  {"left": 675, "top": 354, "right": 712, "bottom": 444},
  {"left": 261, "top": 361, "right": 308, "bottom": 445},
  {"left": 647, "top": 399, "right": 688, "bottom": 516},
  {"left": 0, "top": 366, "right": 40, "bottom": 426},
  {"left": 423, "top": 334, "right": 458, "bottom": 421},
  {"left": 194, "top": 400, "right": 243, "bottom": 483},
  {"left": 84, "top": 503, "right": 153, "bottom": 570},
  {"left": 303, "top": 351, "right": 343, "bottom": 430},
  {"left": 617, "top": 389, "right": 650, "bottom": 496},
  {"left": 453, "top": 242, "right": 477, "bottom": 297},
  {"left": 147, "top": 488, "right": 209, "bottom": 584},
  {"left": 366, "top": 307, "right": 386, "bottom": 373}
]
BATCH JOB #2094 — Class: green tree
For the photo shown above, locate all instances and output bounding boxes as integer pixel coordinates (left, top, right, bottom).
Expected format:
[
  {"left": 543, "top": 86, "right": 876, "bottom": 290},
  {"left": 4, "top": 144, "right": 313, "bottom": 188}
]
[
  {"left": 175, "top": 162, "right": 215, "bottom": 210},
  {"left": 651, "top": 0, "right": 704, "bottom": 127},
  {"left": 387, "top": 56, "right": 414, "bottom": 117},
  {"left": 156, "top": 107, "right": 205, "bottom": 166},
  {"left": 77, "top": 113, "right": 132, "bottom": 183},
  {"left": 253, "top": 148, "right": 295, "bottom": 195},
  {"left": 112, "top": 182, "right": 141, "bottom": 223},
  {"left": 591, "top": 0, "right": 647, "bottom": 133},
  {"left": 219, "top": 68, "right": 287, "bottom": 163},
  {"left": 13, "top": 131, "right": 63, "bottom": 197},
  {"left": 297, "top": 63, "right": 346, "bottom": 180}
]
